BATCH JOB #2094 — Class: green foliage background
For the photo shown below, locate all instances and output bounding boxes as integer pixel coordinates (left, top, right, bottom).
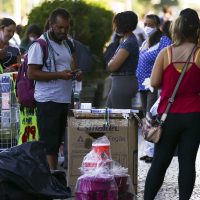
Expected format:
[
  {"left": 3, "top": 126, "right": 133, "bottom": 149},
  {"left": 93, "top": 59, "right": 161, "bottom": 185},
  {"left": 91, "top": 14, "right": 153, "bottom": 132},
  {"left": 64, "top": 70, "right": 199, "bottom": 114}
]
[{"left": 27, "top": 0, "right": 114, "bottom": 70}]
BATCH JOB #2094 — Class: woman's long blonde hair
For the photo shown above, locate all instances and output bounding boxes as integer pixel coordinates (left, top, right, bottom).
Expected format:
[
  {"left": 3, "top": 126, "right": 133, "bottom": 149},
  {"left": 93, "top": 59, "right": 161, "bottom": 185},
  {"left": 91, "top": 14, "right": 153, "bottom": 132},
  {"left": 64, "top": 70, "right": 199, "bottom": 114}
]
[{"left": 171, "top": 15, "right": 199, "bottom": 46}]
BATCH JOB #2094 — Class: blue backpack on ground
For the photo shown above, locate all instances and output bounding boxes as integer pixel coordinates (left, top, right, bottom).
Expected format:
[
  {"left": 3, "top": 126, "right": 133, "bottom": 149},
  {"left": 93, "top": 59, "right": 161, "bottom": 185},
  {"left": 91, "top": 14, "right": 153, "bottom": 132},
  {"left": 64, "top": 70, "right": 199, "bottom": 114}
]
[{"left": 16, "top": 39, "right": 48, "bottom": 109}]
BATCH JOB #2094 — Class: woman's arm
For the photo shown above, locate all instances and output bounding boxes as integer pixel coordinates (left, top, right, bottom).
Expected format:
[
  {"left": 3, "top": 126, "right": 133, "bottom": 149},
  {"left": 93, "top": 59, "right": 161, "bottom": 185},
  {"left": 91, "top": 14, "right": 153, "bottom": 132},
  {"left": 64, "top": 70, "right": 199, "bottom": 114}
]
[
  {"left": 150, "top": 48, "right": 166, "bottom": 88},
  {"left": 107, "top": 48, "right": 129, "bottom": 72}
]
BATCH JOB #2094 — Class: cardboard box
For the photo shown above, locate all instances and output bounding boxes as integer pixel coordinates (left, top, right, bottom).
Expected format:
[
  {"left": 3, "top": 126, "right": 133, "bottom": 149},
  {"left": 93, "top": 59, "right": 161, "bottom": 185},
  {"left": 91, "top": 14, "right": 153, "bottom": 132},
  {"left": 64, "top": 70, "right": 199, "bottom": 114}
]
[{"left": 67, "top": 115, "right": 138, "bottom": 193}]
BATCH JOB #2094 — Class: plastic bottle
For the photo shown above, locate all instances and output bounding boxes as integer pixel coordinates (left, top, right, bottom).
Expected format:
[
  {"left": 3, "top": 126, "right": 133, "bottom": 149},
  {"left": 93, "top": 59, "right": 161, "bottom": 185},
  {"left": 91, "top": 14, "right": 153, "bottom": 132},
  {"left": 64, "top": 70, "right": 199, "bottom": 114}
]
[{"left": 74, "top": 92, "right": 80, "bottom": 109}]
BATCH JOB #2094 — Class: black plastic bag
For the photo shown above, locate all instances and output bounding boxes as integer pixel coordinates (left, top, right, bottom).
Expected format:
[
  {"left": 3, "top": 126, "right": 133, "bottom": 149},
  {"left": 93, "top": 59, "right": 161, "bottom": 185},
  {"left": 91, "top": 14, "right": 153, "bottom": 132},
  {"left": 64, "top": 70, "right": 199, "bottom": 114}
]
[{"left": 0, "top": 141, "right": 71, "bottom": 199}]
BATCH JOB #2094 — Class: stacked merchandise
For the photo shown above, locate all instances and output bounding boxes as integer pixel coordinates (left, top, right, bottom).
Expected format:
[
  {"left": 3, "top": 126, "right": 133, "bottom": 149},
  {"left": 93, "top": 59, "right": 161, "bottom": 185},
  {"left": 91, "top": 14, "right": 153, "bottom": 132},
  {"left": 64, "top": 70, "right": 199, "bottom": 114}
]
[
  {"left": 0, "top": 73, "right": 19, "bottom": 150},
  {"left": 75, "top": 136, "right": 135, "bottom": 200}
]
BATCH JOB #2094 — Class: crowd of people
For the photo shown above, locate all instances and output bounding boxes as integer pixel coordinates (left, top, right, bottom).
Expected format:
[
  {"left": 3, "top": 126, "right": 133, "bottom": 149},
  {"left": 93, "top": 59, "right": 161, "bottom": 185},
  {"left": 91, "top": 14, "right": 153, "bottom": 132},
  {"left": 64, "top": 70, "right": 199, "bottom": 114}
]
[
  {"left": 104, "top": 7, "right": 200, "bottom": 200},
  {"left": 0, "top": 5, "right": 200, "bottom": 200}
]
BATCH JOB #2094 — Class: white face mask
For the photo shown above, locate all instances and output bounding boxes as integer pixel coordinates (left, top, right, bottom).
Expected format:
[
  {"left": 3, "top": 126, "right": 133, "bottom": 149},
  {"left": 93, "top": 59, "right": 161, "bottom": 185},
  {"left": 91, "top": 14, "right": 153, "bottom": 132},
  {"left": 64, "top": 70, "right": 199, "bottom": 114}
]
[
  {"left": 29, "top": 36, "right": 36, "bottom": 42},
  {"left": 144, "top": 26, "right": 157, "bottom": 37}
]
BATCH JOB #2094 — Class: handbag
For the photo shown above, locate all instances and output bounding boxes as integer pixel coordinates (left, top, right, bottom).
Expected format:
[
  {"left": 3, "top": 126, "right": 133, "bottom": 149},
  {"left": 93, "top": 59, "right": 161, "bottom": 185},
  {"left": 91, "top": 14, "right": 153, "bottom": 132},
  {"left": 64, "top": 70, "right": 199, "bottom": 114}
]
[
  {"left": 142, "top": 112, "right": 162, "bottom": 143},
  {"left": 141, "top": 45, "right": 196, "bottom": 143}
]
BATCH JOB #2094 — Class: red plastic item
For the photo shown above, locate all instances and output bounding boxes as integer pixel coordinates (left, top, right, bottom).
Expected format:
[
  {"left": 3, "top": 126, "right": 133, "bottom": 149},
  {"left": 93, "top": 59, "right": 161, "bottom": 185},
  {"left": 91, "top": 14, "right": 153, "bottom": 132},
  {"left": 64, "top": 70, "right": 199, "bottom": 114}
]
[{"left": 92, "top": 143, "right": 111, "bottom": 160}]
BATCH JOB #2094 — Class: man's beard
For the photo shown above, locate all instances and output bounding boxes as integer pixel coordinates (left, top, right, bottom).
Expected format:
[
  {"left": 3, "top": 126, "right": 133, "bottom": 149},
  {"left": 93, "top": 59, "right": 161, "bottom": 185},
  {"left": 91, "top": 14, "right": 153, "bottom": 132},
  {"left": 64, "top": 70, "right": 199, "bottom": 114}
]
[{"left": 49, "top": 30, "right": 67, "bottom": 42}]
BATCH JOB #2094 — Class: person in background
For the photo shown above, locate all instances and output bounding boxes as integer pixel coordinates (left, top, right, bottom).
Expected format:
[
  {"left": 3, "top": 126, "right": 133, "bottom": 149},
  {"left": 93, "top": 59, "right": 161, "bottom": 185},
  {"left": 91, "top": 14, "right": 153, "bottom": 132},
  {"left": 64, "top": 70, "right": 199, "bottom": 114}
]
[
  {"left": 160, "top": 5, "right": 173, "bottom": 25},
  {"left": 10, "top": 24, "right": 23, "bottom": 48},
  {"left": 68, "top": 37, "right": 93, "bottom": 73},
  {"left": 27, "top": 8, "right": 82, "bottom": 170},
  {"left": 20, "top": 24, "right": 42, "bottom": 55},
  {"left": 16, "top": 24, "right": 23, "bottom": 39},
  {"left": 144, "top": 8, "right": 200, "bottom": 200},
  {"left": 106, "top": 11, "right": 139, "bottom": 109},
  {"left": 9, "top": 30, "right": 21, "bottom": 48},
  {"left": 0, "top": 18, "right": 21, "bottom": 73},
  {"left": 136, "top": 14, "right": 172, "bottom": 163},
  {"left": 161, "top": 20, "right": 172, "bottom": 40},
  {"left": 133, "top": 14, "right": 146, "bottom": 47}
]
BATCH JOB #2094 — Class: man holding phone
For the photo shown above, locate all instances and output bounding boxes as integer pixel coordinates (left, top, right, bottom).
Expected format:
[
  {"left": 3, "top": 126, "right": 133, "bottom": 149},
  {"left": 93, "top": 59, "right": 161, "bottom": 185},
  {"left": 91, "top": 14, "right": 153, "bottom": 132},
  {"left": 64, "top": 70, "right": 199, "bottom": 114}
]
[{"left": 28, "top": 8, "right": 82, "bottom": 170}]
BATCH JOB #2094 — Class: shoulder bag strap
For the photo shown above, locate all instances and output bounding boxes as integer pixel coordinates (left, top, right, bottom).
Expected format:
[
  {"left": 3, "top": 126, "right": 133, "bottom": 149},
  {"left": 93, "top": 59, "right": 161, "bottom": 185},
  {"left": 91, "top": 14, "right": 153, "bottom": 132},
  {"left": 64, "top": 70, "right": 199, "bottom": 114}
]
[{"left": 160, "top": 45, "right": 197, "bottom": 124}]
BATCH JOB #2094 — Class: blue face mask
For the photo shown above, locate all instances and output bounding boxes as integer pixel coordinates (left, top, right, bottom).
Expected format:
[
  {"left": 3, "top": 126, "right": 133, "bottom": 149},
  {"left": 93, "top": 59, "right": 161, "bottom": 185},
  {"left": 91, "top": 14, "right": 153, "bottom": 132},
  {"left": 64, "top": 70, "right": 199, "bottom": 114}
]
[{"left": 144, "top": 26, "right": 157, "bottom": 37}]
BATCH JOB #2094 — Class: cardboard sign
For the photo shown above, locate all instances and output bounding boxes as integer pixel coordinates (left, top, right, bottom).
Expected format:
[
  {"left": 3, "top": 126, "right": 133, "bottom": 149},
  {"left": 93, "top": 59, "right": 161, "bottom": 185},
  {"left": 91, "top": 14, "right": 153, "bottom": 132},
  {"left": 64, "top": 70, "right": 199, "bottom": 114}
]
[{"left": 18, "top": 108, "right": 39, "bottom": 144}]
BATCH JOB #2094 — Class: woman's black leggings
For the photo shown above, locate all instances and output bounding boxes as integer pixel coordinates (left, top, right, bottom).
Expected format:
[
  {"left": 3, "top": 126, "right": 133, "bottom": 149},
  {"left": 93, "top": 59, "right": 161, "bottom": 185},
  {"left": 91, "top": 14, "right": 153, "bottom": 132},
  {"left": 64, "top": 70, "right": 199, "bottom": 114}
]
[{"left": 144, "top": 113, "right": 200, "bottom": 200}]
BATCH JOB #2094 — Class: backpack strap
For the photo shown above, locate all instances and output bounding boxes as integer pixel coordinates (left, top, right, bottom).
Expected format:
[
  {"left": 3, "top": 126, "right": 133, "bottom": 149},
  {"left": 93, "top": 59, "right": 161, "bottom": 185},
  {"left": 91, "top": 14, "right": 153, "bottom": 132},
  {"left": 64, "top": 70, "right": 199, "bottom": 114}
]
[
  {"left": 19, "top": 39, "right": 48, "bottom": 84},
  {"left": 34, "top": 38, "right": 48, "bottom": 69},
  {"left": 36, "top": 38, "right": 48, "bottom": 61}
]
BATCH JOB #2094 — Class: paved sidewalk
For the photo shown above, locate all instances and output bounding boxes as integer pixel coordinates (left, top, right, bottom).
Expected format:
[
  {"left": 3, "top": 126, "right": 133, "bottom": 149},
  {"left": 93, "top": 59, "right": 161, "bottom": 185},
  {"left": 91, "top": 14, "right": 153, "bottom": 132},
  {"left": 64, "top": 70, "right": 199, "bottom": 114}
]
[{"left": 137, "top": 134, "right": 200, "bottom": 200}]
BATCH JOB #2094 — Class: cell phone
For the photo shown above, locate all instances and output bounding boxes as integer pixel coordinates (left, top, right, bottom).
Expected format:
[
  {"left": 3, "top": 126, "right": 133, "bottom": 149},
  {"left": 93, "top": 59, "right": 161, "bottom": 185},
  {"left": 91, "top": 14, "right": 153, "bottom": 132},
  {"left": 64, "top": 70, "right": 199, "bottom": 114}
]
[
  {"left": 72, "top": 69, "right": 81, "bottom": 75},
  {"left": 72, "top": 70, "right": 82, "bottom": 80}
]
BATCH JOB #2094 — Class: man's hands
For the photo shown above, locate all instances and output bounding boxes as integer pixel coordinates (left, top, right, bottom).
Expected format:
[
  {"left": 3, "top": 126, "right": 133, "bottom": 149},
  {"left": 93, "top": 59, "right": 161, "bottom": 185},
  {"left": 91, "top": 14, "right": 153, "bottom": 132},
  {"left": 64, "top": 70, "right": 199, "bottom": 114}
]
[
  {"left": 72, "top": 69, "right": 83, "bottom": 81},
  {"left": 60, "top": 70, "right": 73, "bottom": 80},
  {"left": 28, "top": 64, "right": 83, "bottom": 81},
  {"left": 59, "top": 69, "right": 83, "bottom": 81}
]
